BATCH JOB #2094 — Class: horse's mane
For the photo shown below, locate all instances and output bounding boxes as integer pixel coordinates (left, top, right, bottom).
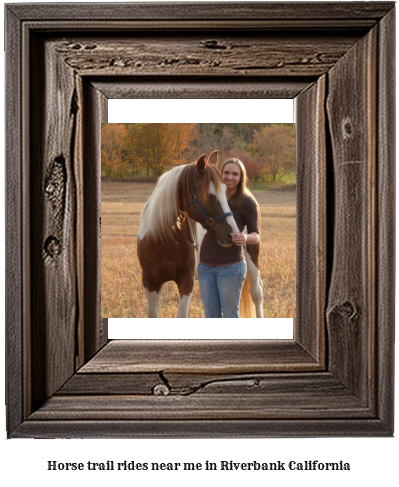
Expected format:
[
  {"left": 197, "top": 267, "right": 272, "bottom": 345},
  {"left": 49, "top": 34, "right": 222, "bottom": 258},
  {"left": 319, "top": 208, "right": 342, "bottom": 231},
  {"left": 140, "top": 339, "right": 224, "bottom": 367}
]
[
  {"left": 138, "top": 161, "right": 222, "bottom": 242},
  {"left": 138, "top": 165, "right": 185, "bottom": 242}
]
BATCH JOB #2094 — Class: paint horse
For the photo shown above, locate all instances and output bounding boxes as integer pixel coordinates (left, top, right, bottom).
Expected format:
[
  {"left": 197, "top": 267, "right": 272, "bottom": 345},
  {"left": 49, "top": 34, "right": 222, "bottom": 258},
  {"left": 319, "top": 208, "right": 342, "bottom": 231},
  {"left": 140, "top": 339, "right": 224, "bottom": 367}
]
[{"left": 137, "top": 150, "right": 263, "bottom": 318}]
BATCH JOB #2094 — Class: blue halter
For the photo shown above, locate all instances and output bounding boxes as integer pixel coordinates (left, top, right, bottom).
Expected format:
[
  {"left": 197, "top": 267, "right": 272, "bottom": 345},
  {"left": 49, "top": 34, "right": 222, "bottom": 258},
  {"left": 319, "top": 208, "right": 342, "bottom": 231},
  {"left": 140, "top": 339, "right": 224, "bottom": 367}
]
[{"left": 190, "top": 173, "right": 233, "bottom": 229}]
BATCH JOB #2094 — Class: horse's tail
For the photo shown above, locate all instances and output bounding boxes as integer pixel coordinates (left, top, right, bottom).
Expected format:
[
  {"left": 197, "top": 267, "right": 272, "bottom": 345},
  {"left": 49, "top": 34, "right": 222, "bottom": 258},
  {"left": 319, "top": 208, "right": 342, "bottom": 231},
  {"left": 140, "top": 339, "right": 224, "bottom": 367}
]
[
  {"left": 194, "top": 222, "right": 206, "bottom": 279},
  {"left": 239, "top": 273, "right": 256, "bottom": 318}
]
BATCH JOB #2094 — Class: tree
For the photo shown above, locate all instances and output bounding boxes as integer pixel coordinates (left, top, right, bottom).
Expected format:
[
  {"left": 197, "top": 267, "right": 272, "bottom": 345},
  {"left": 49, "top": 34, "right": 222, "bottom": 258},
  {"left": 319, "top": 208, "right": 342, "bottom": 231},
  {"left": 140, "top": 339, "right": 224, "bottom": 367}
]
[
  {"left": 168, "top": 123, "right": 198, "bottom": 166},
  {"left": 186, "top": 123, "right": 251, "bottom": 162},
  {"left": 252, "top": 124, "right": 296, "bottom": 182},
  {"left": 101, "top": 122, "right": 297, "bottom": 182},
  {"left": 130, "top": 123, "right": 197, "bottom": 177},
  {"left": 101, "top": 123, "right": 130, "bottom": 179}
]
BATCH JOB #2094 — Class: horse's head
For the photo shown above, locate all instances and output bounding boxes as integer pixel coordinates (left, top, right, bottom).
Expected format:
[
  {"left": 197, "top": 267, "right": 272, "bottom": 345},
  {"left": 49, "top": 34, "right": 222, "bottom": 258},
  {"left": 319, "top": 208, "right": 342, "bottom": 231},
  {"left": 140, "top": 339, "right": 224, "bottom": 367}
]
[{"left": 179, "top": 150, "right": 239, "bottom": 247}]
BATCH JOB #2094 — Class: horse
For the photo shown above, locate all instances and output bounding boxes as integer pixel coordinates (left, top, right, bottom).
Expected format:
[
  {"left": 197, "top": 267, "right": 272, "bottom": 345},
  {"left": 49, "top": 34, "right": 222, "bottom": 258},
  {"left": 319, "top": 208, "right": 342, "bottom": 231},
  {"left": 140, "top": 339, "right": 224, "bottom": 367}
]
[{"left": 137, "top": 150, "right": 263, "bottom": 318}]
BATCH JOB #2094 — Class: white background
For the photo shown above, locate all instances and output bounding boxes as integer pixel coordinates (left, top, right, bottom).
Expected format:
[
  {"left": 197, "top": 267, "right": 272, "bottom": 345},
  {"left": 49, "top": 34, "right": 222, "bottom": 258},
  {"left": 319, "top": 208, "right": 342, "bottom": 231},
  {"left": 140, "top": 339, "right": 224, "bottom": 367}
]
[{"left": 1, "top": 1, "right": 398, "bottom": 486}]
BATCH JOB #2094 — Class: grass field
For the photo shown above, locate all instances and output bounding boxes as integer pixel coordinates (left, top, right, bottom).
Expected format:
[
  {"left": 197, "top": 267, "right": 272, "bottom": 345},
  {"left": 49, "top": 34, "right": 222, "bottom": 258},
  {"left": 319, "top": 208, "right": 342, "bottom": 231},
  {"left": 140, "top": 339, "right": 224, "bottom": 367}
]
[{"left": 101, "top": 181, "right": 296, "bottom": 318}]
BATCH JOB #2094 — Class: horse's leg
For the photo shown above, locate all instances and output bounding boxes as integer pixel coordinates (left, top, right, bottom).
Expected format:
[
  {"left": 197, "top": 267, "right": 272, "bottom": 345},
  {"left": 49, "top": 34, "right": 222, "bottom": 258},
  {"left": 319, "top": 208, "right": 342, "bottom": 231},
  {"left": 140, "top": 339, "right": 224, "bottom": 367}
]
[
  {"left": 144, "top": 288, "right": 161, "bottom": 318},
  {"left": 177, "top": 293, "right": 193, "bottom": 318},
  {"left": 245, "top": 251, "right": 264, "bottom": 318},
  {"left": 176, "top": 272, "right": 195, "bottom": 318},
  {"left": 176, "top": 263, "right": 195, "bottom": 318}
]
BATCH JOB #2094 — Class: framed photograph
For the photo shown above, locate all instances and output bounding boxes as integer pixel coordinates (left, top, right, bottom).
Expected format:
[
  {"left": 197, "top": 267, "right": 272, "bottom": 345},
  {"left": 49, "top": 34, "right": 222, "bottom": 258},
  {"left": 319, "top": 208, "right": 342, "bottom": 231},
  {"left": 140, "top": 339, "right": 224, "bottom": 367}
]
[
  {"left": 5, "top": 2, "right": 395, "bottom": 437},
  {"left": 101, "top": 110, "right": 297, "bottom": 339}
]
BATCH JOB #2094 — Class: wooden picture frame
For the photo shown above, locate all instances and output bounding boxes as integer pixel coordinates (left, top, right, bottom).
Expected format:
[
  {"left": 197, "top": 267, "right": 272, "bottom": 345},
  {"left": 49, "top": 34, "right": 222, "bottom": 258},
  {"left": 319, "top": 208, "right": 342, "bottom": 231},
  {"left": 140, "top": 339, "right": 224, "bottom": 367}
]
[{"left": 5, "top": 2, "right": 395, "bottom": 438}]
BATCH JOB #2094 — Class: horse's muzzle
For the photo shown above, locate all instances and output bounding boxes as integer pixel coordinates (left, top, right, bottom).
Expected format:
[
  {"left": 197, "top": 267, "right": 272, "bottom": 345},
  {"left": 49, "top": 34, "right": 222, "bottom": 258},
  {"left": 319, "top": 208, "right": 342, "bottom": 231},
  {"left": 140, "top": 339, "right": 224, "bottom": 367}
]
[{"left": 217, "top": 229, "right": 235, "bottom": 248}]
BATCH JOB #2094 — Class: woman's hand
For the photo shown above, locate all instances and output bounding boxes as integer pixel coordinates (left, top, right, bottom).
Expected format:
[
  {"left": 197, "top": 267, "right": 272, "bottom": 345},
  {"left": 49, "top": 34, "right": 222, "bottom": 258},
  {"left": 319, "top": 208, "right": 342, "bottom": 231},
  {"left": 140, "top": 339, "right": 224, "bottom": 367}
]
[
  {"left": 232, "top": 232, "right": 260, "bottom": 246},
  {"left": 232, "top": 232, "right": 247, "bottom": 246}
]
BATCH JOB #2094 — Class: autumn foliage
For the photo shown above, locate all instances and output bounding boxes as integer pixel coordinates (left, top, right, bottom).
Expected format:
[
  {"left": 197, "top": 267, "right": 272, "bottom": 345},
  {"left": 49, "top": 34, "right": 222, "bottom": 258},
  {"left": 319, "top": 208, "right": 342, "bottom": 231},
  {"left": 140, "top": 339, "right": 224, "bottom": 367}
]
[{"left": 101, "top": 123, "right": 296, "bottom": 184}]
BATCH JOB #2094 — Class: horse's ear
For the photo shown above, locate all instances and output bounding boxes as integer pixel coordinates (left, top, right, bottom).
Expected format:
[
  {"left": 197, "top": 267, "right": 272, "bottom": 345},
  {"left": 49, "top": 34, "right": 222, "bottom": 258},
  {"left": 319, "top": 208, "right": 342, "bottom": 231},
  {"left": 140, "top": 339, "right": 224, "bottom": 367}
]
[
  {"left": 196, "top": 154, "right": 208, "bottom": 173},
  {"left": 207, "top": 150, "right": 219, "bottom": 166}
]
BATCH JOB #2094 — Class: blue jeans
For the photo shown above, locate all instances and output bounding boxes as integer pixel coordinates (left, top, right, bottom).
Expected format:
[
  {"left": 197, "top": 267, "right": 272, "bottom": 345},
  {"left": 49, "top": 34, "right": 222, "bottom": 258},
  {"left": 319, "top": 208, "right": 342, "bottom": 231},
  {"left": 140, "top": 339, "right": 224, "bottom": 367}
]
[{"left": 198, "top": 260, "right": 247, "bottom": 318}]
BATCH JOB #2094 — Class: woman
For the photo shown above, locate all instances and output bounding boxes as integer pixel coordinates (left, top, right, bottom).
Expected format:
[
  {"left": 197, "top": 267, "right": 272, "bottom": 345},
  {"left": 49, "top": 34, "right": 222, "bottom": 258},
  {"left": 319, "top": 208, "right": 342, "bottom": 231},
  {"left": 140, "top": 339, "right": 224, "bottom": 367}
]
[{"left": 198, "top": 158, "right": 260, "bottom": 318}]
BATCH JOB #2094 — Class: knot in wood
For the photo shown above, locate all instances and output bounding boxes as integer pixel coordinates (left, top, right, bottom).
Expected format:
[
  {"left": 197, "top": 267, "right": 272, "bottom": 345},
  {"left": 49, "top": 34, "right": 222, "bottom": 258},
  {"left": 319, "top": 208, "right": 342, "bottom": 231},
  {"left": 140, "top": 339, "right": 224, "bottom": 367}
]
[
  {"left": 83, "top": 44, "right": 97, "bottom": 51},
  {"left": 152, "top": 383, "right": 170, "bottom": 396},
  {"left": 45, "top": 181, "right": 56, "bottom": 197},
  {"left": 201, "top": 40, "right": 227, "bottom": 50},
  {"left": 339, "top": 301, "right": 358, "bottom": 321},
  {"left": 45, "top": 156, "right": 66, "bottom": 224},
  {"left": 43, "top": 236, "right": 61, "bottom": 261},
  {"left": 327, "top": 301, "right": 358, "bottom": 323},
  {"left": 342, "top": 119, "right": 353, "bottom": 138}
]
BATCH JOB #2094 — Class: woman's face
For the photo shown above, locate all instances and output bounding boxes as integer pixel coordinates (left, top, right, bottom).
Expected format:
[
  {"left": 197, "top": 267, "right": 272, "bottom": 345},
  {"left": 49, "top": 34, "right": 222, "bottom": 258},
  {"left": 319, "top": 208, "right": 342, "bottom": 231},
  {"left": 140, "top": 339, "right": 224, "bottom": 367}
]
[{"left": 222, "top": 163, "right": 241, "bottom": 193}]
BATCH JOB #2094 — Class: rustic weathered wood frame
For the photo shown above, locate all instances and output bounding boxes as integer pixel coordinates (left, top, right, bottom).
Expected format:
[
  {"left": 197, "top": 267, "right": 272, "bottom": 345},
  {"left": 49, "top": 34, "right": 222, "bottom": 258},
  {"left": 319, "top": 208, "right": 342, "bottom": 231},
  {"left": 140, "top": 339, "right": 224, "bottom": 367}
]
[{"left": 5, "top": 2, "right": 395, "bottom": 438}]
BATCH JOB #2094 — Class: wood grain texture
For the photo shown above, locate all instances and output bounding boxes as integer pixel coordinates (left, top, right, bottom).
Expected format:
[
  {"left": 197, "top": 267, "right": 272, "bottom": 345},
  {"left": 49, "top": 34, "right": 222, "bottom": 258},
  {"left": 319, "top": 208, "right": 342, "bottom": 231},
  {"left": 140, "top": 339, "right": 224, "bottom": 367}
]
[
  {"left": 91, "top": 79, "right": 311, "bottom": 100},
  {"left": 376, "top": 7, "right": 396, "bottom": 431},
  {"left": 32, "top": 371, "right": 375, "bottom": 422},
  {"left": 13, "top": 418, "right": 391, "bottom": 439},
  {"left": 30, "top": 37, "right": 78, "bottom": 407},
  {"left": 58, "top": 372, "right": 162, "bottom": 395},
  {"left": 7, "top": 2, "right": 394, "bottom": 22},
  {"left": 295, "top": 76, "right": 326, "bottom": 363},
  {"left": 326, "top": 26, "right": 377, "bottom": 404},
  {"left": 61, "top": 371, "right": 355, "bottom": 397},
  {"left": 80, "top": 340, "right": 320, "bottom": 374},
  {"left": 81, "top": 81, "right": 108, "bottom": 364},
  {"left": 54, "top": 34, "right": 360, "bottom": 78},
  {"left": 29, "top": 392, "right": 371, "bottom": 421},
  {"left": 5, "top": 5, "right": 24, "bottom": 436}
]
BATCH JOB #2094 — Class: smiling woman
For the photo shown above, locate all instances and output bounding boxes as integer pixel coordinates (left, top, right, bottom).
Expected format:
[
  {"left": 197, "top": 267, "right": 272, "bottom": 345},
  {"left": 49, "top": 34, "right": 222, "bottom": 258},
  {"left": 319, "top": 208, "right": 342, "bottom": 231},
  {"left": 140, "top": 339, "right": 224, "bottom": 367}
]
[{"left": 198, "top": 157, "right": 261, "bottom": 318}]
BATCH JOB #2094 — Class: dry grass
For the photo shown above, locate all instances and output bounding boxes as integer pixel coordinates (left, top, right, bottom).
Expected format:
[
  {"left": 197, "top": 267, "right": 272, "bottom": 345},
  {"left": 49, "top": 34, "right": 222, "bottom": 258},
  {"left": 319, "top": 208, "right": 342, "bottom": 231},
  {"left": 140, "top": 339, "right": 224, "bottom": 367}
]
[{"left": 101, "top": 181, "right": 296, "bottom": 318}]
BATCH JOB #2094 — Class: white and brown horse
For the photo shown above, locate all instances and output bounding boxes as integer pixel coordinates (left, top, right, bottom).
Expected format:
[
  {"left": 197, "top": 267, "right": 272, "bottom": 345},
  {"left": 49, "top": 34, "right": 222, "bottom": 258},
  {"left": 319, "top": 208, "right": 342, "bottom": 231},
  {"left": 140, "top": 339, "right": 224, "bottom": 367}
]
[{"left": 137, "top": 150, "right": 263, "bottom": 318}]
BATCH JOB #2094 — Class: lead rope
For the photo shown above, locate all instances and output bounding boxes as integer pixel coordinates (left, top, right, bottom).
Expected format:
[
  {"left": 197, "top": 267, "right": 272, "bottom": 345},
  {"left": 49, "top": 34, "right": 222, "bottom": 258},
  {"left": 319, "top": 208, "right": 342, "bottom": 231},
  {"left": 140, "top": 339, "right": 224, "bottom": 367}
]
[{"left": 187, "top": 216, "right": 198, "bottom": 250}]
